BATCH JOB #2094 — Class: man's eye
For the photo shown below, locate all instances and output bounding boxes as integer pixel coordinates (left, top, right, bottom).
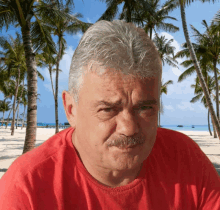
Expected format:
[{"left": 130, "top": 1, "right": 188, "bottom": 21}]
[
  {"left": 140, "top": 106, "right": 153, "bottom": 110},
  {"left": 100, "top": 107, "right": 115, "bottom": 112},
  {"left": 103, "top": 108, "right": 113, "bottom": 112}
]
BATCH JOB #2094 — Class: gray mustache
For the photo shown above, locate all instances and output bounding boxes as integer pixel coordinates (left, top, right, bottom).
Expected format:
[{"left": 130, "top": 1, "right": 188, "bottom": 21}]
[{"left": 107, "top": 135, "right": 145, "bottom": 148}]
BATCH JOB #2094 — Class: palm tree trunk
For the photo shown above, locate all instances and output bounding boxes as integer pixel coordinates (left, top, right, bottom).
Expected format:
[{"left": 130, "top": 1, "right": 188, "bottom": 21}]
[
  {"left": 208, "top": 109, "right": 212, "bottom": 136},
  {"left": 21, "top": 104, "right": 26, "bottom": 130},
  {"left": 49, "top": 65, "right": 55, "bottom": 100},
  {"left": 16, "top": 103, "right": 20, "bottom": 129},
  {"left": 55, "top": 36, "right": 62, "bottom": 134},
  {"left": 5, "top": 108, "right": 12, "bottom": 129},
  {"left": 213, "top": 60, "right": 219, "bottom": 120},
  {"left": 21, "top": 23, "right": 38, "bottom": 153},
  {"left": 11, "top": 68, "right": 20, "bottom": 135},
  {"left": 180, "top": 2, "right": 220, "bottom": 139},
  {"left": 16, "top": 81, "right": 25, "bottom": 129},
  {"left": 2, "top": 111, "right": 5, "bottom": 125},
  {"left": 212, "top": 115, "right": 217, "bottom": 138},
  {"left": 126, "top": 3, "right": 131, "bottom": 22}
]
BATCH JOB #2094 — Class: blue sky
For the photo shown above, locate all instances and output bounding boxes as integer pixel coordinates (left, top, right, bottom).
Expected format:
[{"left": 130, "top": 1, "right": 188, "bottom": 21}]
[{"left": 1, "top": 0, "right": 220, "bottom": 125}]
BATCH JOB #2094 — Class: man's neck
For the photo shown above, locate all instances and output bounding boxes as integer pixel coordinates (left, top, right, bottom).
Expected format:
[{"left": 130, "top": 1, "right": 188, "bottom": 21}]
[{"left": 82, "top": 159, "right": 143, "bottom": 188}]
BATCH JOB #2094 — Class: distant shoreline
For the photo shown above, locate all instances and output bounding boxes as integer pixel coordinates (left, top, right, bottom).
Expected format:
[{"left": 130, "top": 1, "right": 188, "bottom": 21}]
[{"left": 0, "top": 124, "right": 214, "bottom": 132}]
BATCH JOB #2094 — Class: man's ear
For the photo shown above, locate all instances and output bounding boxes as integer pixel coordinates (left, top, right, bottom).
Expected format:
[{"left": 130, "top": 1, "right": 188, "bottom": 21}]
[{"left": 62, "top": 90, "right": 77, "bottom": 128}]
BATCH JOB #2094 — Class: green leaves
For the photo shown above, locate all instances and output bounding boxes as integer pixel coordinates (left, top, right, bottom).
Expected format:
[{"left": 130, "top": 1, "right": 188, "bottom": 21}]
[
  {"left": 98, "top": 0, "right": 119, "bottom": 21},
  {"left": 31, "top": 19, "right": 56, "bottom": 54},
  {"left": 153, "top": 33, "right": 179, "bottom": 68},
  {"left": 0, "top": 98, "right": 11, "bottom": 112},
  {"left": 129, "top": 0, "right": 179, "bottom": 38},
  {"left": 161, "top": 80, "right": 173, "bottom": 99}
]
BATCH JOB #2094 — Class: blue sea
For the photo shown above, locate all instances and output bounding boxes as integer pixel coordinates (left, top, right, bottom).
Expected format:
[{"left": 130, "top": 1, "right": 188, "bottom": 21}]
[
  {"left": 161, "top": 125, "right": 213, "bottom": 132},
  {"left": 38, "top": 123, "right": 214, "bottom": 132},
  {"left": 3, "top": 123, "right": 213, "bottom": 132}
]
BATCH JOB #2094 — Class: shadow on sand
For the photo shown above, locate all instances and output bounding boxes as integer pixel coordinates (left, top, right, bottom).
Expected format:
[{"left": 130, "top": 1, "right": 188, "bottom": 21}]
[{"left": 0, "top": 155, "right": 20, "bottom": 160}]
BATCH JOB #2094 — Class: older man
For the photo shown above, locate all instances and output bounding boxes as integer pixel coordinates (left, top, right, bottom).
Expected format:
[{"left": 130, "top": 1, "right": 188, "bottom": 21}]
[{"left": 0, "top": 20, "right": 219, "bottom": 209}]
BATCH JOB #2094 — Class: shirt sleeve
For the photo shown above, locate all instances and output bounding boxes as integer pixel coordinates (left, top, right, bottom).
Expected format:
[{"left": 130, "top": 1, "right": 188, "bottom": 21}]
[
  {"left": 0, "top": 179, "right": 32, "bottom": 210},
  {"left": 197, "top": 152, "right": 220, "bottom": 210}
]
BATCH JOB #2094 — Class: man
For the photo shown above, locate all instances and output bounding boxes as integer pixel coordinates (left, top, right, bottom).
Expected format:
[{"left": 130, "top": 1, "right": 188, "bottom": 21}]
[{"left": 0, "top": 20, "right": 219, "bottom": 209}]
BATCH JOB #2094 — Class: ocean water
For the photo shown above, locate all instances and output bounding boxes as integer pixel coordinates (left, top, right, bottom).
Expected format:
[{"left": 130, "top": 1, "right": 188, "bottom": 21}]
[
  {"left": 2, "top": 123, "right": 213, "bottom": 132},
  {"left": 162, "top": 125, "right": 213, "bottom": 132},
  {"left": 41, "top": 124, "right": 213, "bottom": 132}
]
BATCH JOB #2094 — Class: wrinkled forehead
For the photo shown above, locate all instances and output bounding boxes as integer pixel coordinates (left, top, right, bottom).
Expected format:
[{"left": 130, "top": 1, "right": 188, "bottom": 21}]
[{"left": 76, "top": 68, "right": 160, "bottom": 108}]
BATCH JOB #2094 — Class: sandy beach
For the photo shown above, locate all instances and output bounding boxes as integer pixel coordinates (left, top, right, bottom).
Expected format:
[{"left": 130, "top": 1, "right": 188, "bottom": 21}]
[{"left": 0, "top": 127, "right": 220, "bottom": 179}]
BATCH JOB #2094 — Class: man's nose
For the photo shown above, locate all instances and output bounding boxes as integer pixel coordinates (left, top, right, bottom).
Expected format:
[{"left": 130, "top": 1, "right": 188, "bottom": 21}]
[{"left": 116, "top": 110, "right": 139, "bottom": 136}]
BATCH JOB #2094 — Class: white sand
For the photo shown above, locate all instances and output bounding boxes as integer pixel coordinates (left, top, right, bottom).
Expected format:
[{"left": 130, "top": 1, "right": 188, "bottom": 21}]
[
  {"left": 0, "top": 128, "right": 220, "bottom": 179},
  {"left": 0, "top": 127, "right": 63, "bottom": 179}
]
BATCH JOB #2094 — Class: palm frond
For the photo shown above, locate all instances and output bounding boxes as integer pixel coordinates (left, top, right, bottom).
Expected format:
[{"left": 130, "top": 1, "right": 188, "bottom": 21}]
[
  {"left": 178, "top": 66, "right": 195, "bottom": 82},
  {"left": 37, "top": 70, "right": 44, "bottom": 81},
  {"left": 97, "top": 0, "right": 119, "bottom": 21},
  {"left": 31, "top": 18, "right": 56, "bottom": 53},
  {"left": 190, "top": 93, "right": 203, "bottom": 103},
  {"left": 164, "top": 56, "right": 179, "bottom": 68},
  {"left": 0, "top": 1, "right": 18, "bottom": 31}
]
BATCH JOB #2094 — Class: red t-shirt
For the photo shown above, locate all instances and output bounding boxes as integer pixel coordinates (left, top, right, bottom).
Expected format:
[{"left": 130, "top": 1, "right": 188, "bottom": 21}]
[{"left": 0, "top": 128, "right": 219, "bottom": 210}]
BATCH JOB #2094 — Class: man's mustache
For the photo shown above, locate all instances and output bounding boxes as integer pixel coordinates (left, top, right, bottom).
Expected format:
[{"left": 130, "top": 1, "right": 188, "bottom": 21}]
[{"left": 106, "top": 134, "right": 145, "bottom": 149}]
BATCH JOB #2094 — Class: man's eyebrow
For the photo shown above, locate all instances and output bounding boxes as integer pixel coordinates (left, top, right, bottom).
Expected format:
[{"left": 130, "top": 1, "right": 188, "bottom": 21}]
[
  {"left": 135, "top": 100, "right": 158, "bottom": 106},
  {"left": 93, "top": 99, "right": 157, "bottom": 107},
  {"left": 94, "top": 100, "right": 122, "bottom": 107}
]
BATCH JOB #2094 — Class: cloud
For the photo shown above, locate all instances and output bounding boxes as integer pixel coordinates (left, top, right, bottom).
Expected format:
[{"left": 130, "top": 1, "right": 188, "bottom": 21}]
[
  {"left": 41, "top": 46, "right": 75, "bottom": 97},
  {"left": 87, "top": 18, "right": 92, "bottom": 23},
  {"left": 172, "top": 68, "right": 182, "bottom": 77},
  {"left": 44, "top": 83, "right": 53, "bottom": 93},
  {"left": 177, "top": 101, "right": 194, "bottom": 111},
  {"left": 59, "top": 46, "right": 75, "bottom": 81},
  {"left": 154, "top": 31, "right": 198, "bottom": 101},
  {"left": 72, "top": 32, "right": 83, "bottom": 40},
  {"left": 164, "top": 105, "right": 174, "bottom": 111}
]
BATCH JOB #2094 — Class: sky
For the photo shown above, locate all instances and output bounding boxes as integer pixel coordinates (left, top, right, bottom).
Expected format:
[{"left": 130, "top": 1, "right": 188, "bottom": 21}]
[{"left": 1, "top": 0, "right": 220, "bottom": 125}]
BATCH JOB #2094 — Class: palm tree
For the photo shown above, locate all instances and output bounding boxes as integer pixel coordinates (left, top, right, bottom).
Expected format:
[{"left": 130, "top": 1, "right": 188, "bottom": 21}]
[
  {"left": 42, "top": 2, "right": 91, "bottom": 133},
  {"left": 153, "top": 33, "right": 178, "bottom": 68},
  {"left": 0, "top": 67, "right": 10, "bottom": 96},
  {"left": 98, "top": 0, "right": 156, "bottom": 23},
  {"left": 165, "top": 0, "right": 220, "bottom": 138},
  {"left": 0, "top": 0, "right": 72, "bottom": 153},
  {"left": 0, "top": 98, "right": 11, "bottom": 125},
  {"left": 2, "top": 79, "right": 16, "bottom": 129},
  {"left": 20, "top": 89, "right": 28, "bottom": 130},
  {"left": 131, "top": 0, "right": 179, "bottom": 39},
  {"left": 0, "top": 33, "right": 27, "bottom": 135},
  {"left": 190, "top": 76, "right": 219, "bottom": 137},
  {"left": 153, "top": 33, "right": 176, "bottom": 127},
  {"left": 190, "top": 20, "right": 220, "bottom": 122},
  {"left": 175, "top": 38, "right": 219, "bottom": 137},
  {"left": 15, "top": 81, "right": 28, "bottom": 129},
  {"left": 37, "top": 49, "right": 57, "bottom": 100},
  {"left": 159, "top": 80, "right": 173, "bottom": 127}
]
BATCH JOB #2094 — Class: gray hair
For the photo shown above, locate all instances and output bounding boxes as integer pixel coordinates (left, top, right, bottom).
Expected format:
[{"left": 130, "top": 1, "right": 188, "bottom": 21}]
[{"left": 69, "top": 20, "right": 161, "bottom": 102}]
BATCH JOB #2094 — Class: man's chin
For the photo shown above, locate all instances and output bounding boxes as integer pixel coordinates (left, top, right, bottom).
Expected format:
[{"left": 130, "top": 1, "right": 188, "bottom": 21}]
[{"left": 110, "top": 153, "right": 144, "bottom": 171}]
